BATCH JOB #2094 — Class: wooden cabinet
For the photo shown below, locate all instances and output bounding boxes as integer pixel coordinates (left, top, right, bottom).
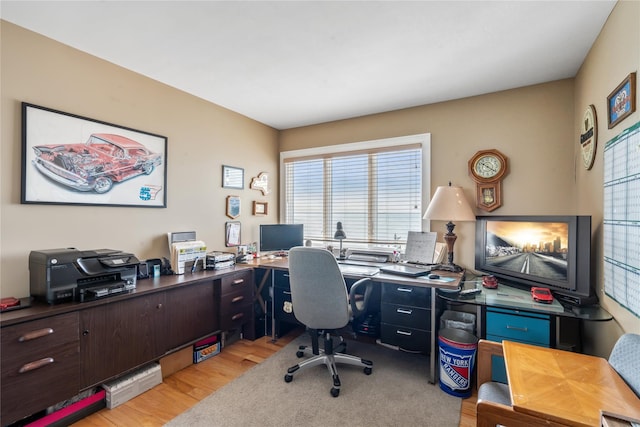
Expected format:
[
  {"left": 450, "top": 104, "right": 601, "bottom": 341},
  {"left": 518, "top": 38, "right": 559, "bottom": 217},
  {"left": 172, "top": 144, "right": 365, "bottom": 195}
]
[
  {"left": 0, "top": 269, "right": 256, "bottom": 423},
  {"left": 164, "top": 281, "right": 218, "bottom": 350},
  {"left": 219, "top": 269, "right": 254, "bottom": 340},
  {"left": 380, "top": 282, "right": 431, "bottom": 353},
  {"left": 80, "top": 293, "right": 166, "bottom": 388},
  {"left": 1, "top": 312, "right": 80, "bottom": 426}
]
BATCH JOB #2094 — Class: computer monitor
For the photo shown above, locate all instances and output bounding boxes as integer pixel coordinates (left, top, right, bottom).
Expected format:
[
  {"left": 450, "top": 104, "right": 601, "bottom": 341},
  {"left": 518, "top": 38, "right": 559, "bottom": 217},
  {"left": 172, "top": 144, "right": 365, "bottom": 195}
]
[{"left": 259, "top": 224, "right": 304, "bottom": 254}]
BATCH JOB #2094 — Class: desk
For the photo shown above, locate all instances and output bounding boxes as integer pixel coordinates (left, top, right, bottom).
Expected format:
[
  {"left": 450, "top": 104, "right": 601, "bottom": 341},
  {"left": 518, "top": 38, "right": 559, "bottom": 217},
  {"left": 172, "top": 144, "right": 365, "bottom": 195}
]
[
  {"left": 251, "top": 258, "right": 463, "bottom": 384},
  {"left": 503, "top": 340, "right": 640, "bottom": 427}
]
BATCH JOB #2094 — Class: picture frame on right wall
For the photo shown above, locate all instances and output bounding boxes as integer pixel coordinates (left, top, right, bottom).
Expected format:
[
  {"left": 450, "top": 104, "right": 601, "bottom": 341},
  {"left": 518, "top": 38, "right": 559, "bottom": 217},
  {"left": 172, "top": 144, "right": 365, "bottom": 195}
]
[{"left": 607, "top": 72, "right": 636, "bottom": 129}]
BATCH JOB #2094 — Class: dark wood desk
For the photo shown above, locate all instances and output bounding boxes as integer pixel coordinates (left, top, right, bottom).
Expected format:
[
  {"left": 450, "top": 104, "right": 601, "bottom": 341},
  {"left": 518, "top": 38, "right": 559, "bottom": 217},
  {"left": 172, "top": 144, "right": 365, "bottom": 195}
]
[
  {"left": 503, "top": 340, "right": 640, "bottom": 427},
  {"left": 249, "top": 257, "right": 463, "bottom": 384}
]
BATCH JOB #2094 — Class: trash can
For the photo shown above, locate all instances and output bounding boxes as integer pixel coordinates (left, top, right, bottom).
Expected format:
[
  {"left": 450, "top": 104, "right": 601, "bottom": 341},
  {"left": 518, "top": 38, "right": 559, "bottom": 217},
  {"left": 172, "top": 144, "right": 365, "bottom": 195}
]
[
  {"left": 440, "top": 310, "right": 476, "bottom": 334},
  {"left": 438, "top": 327, "right": 478, "bottom": 397}
]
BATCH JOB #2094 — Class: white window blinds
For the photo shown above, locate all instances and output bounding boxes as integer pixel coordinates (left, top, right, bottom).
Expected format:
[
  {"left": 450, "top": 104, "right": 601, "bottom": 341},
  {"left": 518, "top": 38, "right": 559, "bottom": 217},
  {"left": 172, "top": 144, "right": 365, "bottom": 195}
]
[{"left": 283, "top": 142, "right": 423, "bottom": 245}]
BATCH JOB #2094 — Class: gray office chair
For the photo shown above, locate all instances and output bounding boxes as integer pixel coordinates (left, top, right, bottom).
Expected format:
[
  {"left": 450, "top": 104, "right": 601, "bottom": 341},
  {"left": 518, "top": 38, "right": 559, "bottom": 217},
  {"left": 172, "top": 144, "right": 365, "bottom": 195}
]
[{"left": 284, "top": 246, "right": 373, "bottom": 397}]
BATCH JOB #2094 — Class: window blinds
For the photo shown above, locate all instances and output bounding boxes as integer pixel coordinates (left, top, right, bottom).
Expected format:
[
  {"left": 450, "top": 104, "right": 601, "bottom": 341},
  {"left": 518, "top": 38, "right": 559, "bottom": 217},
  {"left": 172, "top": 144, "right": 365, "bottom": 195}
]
[{"left": 283, "top": 143, "right": 422, "bottom": 245}]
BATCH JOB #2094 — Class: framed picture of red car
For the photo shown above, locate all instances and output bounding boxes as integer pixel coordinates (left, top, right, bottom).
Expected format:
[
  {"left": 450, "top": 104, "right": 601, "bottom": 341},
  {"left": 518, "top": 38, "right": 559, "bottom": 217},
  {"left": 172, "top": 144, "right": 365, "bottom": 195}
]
[{"left": 21, "top": 102, "right": 168, "bottom": 208}]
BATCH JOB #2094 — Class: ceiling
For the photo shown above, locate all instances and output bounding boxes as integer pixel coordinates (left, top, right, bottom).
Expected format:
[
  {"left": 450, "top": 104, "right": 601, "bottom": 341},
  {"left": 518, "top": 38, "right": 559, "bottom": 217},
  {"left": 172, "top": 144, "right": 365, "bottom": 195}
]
[{"left": 1, "top": 1, "right": 616, "bottom": 130}]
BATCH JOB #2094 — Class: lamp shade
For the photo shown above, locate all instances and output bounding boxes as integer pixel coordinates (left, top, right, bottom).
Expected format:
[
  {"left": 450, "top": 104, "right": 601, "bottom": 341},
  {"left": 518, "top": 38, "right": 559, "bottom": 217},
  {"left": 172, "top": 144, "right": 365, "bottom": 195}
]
[
  {"left": 334, "top": 221, "right": 346, "bottom": 240},
  {"left": 423, "top": 184, "right": 475, "bottom": 221}
]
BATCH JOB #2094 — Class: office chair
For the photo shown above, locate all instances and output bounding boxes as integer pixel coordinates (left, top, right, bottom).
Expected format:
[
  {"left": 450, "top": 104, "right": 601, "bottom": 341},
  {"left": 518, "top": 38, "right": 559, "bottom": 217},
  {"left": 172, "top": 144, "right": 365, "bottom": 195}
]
[{"left": 283, "top": 247, "right": 373, "bottom": 397}]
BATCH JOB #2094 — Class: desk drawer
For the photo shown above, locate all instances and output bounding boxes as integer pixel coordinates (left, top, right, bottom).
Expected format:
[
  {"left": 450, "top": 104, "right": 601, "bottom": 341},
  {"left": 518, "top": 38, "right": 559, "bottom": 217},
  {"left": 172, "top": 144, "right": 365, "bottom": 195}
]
[
  {"left": 381, "top": 303, "right": 430, "bottom": 329},
  {"left": 1, "top": 312, "right": 80, "bottom": 425},
  {"left": 220, "top": 304, "right": 254, "bottom": 331},
  {"left": 220, "top": 269, "right": 253, "bottom": 295},
  {"left": 380, "top": 323, "right": 429, "bottom": 353},
  {"left": 382, "top": 283, "right": 430, "bottom": 307},
  {"left": 273, "top": 270, "right": 291, "bottom": 290},
  {"left": 274, "top": 287, "right": 301, "bottom": 325},
  {"left": 486, "top": 309, "right": 550, "bottom": 346}
]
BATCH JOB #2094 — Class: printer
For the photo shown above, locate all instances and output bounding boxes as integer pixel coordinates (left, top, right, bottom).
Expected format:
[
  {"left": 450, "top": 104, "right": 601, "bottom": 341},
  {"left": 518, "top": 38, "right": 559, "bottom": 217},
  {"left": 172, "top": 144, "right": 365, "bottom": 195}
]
[{"left": 29, "top": 248, "right": 139, "bottom": 304}]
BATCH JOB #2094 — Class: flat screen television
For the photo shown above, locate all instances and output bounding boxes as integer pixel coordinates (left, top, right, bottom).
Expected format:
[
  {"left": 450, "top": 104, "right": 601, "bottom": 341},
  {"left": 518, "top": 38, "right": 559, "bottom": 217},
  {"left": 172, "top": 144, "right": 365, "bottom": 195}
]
[
  {"left": 475, "top": 215, "right": 596, "bottom": 306},
  {"left": 259, "top": 224, "right": 304, "bottom": 254}
]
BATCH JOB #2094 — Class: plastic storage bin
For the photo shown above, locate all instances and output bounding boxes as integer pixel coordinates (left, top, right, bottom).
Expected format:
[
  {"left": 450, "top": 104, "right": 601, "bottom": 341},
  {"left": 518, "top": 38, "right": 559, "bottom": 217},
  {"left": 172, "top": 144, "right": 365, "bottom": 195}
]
[{"left": 440, "top": 310, "right": 476, "bottom": 334}]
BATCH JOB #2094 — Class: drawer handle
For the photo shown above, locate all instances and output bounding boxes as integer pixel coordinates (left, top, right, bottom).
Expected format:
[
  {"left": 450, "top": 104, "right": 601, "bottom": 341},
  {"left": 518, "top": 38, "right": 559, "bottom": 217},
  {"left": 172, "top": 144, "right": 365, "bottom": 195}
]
[
  {"left": 231, "top": 313, "right": 244, "bottom": 321},
  {"left": 506, "top": 325, "right": 528, "bottom": 332},
  {"left": 396, "top": 308, "right": 413, "bottom": 315},
  {"left": 397, "top": 287, "right": 413, "bottom": 293},
  {"left": 283, "top": 291, "right": 292, "bottom": 295},
  {"left": 231, "top": 296, "right": 245, "bottom": 303},
  {"left": 396, "top": 329, "right": 412, "bottom": 336},
  {"left": 18, "top": 328, "right": 54, "bottom": 342},
  {"left": 232, "top": 279, "right": 244, "bottom": 285},
  {"left": 19, "top": 357, "right": 54, "bottom": 373}
]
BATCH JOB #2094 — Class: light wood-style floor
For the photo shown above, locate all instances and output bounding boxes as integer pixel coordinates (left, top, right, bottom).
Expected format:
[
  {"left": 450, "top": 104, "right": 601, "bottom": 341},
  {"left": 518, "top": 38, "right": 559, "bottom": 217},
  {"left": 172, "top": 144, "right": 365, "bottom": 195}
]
[{"left": 71, "top": 330, "right": 478, "bottom": 426}]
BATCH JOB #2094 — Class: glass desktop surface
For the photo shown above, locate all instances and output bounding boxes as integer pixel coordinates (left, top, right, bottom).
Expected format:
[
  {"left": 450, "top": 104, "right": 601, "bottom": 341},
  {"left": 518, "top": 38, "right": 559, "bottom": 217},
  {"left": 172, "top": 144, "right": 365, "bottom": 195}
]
[{"left": 456, "top": 274, "right": 612, "bottom": 320}]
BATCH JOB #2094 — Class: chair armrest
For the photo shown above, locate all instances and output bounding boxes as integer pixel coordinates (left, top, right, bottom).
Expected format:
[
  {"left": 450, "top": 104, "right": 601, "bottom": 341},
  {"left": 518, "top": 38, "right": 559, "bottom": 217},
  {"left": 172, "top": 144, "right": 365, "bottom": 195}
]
[
  {"left": 349, "top": 278, "right": 373, "bottom": 319},
  {"left": 477, "top": 339, "right": 504, "bottom": 389}
]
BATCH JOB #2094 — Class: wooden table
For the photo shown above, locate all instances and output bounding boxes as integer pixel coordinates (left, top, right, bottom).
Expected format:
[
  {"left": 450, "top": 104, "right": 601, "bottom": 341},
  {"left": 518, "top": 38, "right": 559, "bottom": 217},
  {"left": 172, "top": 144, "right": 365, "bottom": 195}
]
[{"left": 503, "top": 340, "right": 640, "bottom": 426}]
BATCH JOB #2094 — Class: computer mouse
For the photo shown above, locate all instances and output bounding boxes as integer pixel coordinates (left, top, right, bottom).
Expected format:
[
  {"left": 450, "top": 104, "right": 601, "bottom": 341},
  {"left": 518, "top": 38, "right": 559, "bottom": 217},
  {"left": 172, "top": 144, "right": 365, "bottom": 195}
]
[{"left": 428, "top": 273, "right": 440, "bottom": 279}]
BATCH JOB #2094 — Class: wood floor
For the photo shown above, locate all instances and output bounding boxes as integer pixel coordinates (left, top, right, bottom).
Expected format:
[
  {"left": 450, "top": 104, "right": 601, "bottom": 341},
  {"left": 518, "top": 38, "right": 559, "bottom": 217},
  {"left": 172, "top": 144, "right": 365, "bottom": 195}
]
[{"left": 71, "top": 330, "right": 478, "bottom": 426}]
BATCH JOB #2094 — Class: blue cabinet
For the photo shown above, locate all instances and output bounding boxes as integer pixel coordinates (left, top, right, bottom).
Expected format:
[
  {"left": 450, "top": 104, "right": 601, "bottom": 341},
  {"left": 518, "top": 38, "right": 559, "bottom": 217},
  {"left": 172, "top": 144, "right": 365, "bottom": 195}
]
[{"left": 485, "top": 307, "right": 552, "bottom": 383}]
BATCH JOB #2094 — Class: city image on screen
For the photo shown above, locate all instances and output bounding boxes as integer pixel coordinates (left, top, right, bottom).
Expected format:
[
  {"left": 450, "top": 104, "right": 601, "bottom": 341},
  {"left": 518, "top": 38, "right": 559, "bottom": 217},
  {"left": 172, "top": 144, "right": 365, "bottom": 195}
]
[{"left": 485, "top": 220, "right": 568, "bottom": 281}]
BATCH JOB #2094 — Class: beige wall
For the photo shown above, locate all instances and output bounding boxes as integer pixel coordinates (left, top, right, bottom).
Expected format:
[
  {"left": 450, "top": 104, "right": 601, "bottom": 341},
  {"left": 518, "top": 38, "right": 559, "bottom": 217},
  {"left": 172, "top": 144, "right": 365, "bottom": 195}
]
[
  {"left": 2, "top": 1, "right": 638, "bottom": 356},
  {"left": 0, "top": 21, "right": 279, "bottom": 298},
  {"left": 280, "top": 1, "right": 640, "bottom": 356},
  {"left": 573, "top": 0, "right": 640, "bottom": 354}
]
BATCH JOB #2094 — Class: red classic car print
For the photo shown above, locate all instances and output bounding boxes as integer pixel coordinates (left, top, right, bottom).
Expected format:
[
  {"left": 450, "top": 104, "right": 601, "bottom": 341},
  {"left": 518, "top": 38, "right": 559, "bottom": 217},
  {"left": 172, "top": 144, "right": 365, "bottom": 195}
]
[{"left": 32, "top": 133, "right": 162, "bottom": 194}]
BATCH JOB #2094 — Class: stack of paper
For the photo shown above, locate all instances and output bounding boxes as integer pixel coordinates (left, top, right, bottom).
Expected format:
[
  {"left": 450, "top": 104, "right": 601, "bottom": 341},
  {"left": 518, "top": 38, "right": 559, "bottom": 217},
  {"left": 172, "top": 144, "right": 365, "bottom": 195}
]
[{"left": 170, "top": 240, "right": 207, "bottom": 274}]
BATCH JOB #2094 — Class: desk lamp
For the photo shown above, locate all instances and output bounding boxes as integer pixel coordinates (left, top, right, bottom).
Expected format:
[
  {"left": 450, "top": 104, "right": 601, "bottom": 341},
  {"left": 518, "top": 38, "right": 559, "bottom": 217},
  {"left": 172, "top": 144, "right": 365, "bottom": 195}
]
[
  {"left": 334, "top": 222, "right": 347, "bottom": 260},
  {"left": 424, "top": 183, "right": 475, "bottom": 272}
]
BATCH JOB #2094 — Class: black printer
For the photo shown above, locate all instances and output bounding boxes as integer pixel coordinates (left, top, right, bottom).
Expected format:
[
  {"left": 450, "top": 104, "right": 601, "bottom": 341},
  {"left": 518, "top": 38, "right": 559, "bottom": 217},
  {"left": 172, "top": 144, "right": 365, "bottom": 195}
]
[{"left": 29, "top": 248, "right": 139, "bottom": 304}]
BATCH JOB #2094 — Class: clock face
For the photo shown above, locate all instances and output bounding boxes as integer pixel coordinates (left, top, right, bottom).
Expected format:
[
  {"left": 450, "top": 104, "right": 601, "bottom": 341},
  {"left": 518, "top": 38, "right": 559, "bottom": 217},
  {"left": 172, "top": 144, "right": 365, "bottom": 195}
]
[{"left": 474, "top": 155, "right": 502, "bottom": 179}]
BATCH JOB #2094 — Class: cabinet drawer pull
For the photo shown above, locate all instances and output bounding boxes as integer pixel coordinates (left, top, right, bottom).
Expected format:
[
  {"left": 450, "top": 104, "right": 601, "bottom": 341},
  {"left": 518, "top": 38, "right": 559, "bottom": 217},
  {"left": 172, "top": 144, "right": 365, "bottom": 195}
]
[
  {"left": 232, "top": 279, "right": 244, "bottom": 285},
  {"left": 283, "top": 291, "right": 292, "bottom": 295},
  {"left": 396, "top": 308, "right": 413, "bottom": 315},
  {"left": 506, "top": 325, "right": 528, "bottom": 332},
  {"left": 18, "top": 328, "right": 54, "bottom": 342},
  {"left": 396, "top": 329, "right": 412, "bottom": 336},
  {"left": 231, "top": 296, "right": 245, "bottom": 303},
  {"left": 396, "top": 287, "right": 413, "bottom": 293},
  {"left": 231, "top": 313, "right": 244, "bottom": 321},
  {"left": 19, "top": 357, "right": 54, "bottom": 373}
]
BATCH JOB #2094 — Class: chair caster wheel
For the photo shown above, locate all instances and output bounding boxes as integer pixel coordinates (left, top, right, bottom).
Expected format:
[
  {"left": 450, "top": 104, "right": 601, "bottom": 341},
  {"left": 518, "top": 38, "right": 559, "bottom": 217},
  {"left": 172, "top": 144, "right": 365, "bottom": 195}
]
[
  {"left": 284, "top": 374, "right": 293, "bottom": 383},
  {"left": 330, "top": 387, "right": 340, "bottom": 397},
  {"left": 296, "top": 351, "right": 304, "bottom": 358},
  {"left": 364, "top": 367, "right": 372, "bottom": 375}
]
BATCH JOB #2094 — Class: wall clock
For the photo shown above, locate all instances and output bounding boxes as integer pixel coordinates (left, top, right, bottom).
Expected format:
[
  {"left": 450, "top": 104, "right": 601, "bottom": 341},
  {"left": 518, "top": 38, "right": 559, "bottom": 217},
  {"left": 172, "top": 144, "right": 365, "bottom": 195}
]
[
  {"left": 468, "top": 149, "right": 508, "bottom": 212},
  {"left": 580, "top": 104, "right": 597, "bottom": 170}
]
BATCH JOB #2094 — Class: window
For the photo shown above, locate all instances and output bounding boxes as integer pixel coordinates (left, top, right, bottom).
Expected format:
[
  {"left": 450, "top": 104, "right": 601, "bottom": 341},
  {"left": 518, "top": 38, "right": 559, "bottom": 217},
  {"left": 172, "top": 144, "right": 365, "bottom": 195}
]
[{"left": 281, "top": 134, "right": 430, "bottom": 247}]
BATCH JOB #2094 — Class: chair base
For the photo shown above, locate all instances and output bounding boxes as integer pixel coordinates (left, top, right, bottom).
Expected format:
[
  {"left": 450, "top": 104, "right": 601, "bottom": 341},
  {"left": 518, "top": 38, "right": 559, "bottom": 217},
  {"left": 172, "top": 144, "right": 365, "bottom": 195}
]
[{"left": 284, "top": 330, "right": 373, "bottom": 397}]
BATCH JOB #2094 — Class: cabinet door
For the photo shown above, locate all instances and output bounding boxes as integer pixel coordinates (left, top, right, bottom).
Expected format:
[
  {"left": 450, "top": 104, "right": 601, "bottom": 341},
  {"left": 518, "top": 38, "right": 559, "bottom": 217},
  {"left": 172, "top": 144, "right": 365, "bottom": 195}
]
[
  {"left": 163, "top": 281, "right": 218, "bottom": 351},
  {"left": 80, "top": 294, "right": 165, "bottom": 388},
  {"left": 1, "top": 313, "right": 79, "bottom": 425}
]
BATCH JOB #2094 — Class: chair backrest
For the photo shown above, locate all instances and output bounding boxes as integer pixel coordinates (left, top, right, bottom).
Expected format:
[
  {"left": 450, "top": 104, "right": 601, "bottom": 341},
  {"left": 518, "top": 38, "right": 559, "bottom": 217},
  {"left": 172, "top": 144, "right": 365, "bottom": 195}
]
[
  {"left": 288, "top": 246, "right": 349, "bottom": 330},
  {"left": 608, "top": 333, "right": 640, "bottom": 397}
]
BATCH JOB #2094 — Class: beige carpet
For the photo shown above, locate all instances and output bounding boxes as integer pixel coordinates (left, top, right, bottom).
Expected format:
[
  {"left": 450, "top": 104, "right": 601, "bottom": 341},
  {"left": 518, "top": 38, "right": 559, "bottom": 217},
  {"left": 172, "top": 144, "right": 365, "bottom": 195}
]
[{"left": 165, "top": 334, "right": 462, "bottom": 426}]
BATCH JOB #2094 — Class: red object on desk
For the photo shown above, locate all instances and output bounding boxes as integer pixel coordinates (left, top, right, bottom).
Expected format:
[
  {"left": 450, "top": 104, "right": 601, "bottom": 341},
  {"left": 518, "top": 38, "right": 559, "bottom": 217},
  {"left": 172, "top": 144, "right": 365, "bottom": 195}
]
[
  {"left": 531, "top": 287, "right": 554, "bottom": 303},
  {"left": 481, "top": 275, "right": 498, "bottom": 289},
  {"left": 0, "top": 297, "right": 20, "bottom": 311}
]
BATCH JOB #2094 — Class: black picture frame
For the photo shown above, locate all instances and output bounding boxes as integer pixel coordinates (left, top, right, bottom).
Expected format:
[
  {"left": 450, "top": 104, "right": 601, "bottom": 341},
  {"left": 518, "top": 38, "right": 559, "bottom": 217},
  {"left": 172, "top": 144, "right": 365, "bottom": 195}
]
[
  {"left": 21, "top": 103, "right": 168, "bottom": 207},
  {"left": 222, "top": 165, "right": 244, "bottom": 189}
]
